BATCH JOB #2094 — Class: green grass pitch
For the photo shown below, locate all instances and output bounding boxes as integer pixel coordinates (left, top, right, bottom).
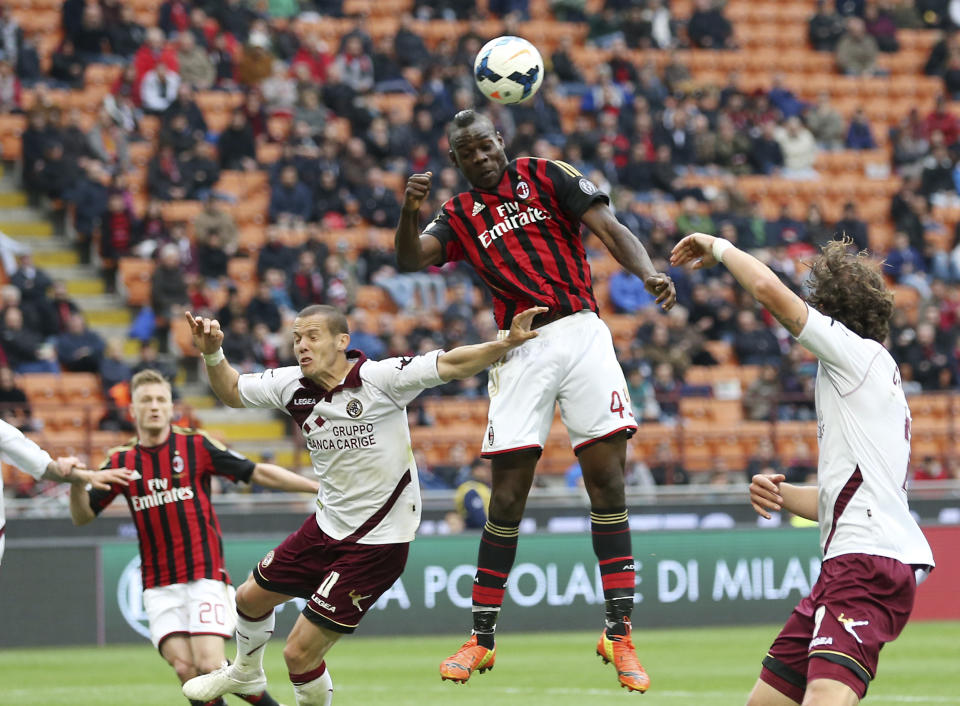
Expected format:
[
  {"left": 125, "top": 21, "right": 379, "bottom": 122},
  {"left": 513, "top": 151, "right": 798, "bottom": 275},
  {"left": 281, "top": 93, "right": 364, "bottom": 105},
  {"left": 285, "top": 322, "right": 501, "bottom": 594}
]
[{"left": 1, "top": 622, "right": 957, "bottom": 705}]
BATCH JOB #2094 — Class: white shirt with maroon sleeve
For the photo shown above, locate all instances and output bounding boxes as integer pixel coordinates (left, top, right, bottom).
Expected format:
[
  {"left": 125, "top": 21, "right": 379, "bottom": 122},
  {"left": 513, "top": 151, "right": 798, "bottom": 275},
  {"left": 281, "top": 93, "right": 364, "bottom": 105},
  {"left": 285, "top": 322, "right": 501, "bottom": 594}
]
[
  {"left": 237, "top": 350, "right": 444, "bottom": 545},
  {"left": 795, "top": 306, "right": 934, "bottom": 568},
  {"left": 0, "top": 419, "right": 54, "bottom": 563}
]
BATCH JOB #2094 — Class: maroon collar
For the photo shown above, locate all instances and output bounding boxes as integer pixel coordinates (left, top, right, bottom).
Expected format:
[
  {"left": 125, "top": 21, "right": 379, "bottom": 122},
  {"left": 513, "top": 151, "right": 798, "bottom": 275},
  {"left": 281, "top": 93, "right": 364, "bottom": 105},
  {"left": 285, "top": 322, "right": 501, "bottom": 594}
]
[{"left": 299, "top": 350, "right": 367, "bottom": 402}]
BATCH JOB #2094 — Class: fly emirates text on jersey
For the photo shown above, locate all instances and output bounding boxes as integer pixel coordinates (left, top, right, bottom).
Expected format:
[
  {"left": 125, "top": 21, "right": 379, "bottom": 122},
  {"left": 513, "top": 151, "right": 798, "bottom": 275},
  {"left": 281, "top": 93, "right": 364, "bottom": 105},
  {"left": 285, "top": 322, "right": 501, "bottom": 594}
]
[{"left": 478, "top": 202, "right": 550, "bottom": 249}]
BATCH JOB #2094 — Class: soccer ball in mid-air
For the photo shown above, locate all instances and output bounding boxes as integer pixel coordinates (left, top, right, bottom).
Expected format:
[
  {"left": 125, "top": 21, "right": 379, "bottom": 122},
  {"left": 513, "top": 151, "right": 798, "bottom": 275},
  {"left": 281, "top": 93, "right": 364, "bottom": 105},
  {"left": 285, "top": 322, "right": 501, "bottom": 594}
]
[{"left": 474, "top": 36, "right": 544, "bottom": 104}]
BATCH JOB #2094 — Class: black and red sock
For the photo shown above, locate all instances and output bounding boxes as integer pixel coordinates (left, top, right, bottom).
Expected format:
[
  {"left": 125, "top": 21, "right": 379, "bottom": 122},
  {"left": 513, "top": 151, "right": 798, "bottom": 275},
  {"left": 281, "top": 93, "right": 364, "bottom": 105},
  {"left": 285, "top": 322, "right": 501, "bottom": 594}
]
[
  {"left": 471, "top": 518, "right": 520, "bottom": 648},
  {"left": 591, "top": 507, "right": 635, "bottom": 636}
]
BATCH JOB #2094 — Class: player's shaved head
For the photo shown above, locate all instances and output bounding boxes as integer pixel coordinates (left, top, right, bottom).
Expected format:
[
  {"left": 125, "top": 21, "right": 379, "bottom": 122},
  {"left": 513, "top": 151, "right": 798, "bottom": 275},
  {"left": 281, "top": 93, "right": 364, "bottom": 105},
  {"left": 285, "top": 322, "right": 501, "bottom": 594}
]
[
  {"left": 447, "top": 109, "right": 496, "bottom": 143},
  {"left": 296, "top": 304, "right": 349, "bottom": 336},
  {"left": 447, "top": 110, "right": 508, "bottom": 190}
]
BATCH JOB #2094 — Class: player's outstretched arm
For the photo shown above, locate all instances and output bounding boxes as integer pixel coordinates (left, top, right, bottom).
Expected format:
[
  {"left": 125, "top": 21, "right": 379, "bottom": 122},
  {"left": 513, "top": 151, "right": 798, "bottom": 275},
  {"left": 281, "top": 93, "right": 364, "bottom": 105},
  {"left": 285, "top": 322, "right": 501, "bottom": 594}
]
[
  {"left": 670, "top": 233, "right": 808, "bottom": 336},
  {"left": 749, "top": 473, "right": 819, "bottom": 521},
  {"left": 437, "top": 306, "right": 546, "bottom": 381},
  {"left": 185, "top": 311, "right": 244, "bottom": 408},
  {"left": 250, "top": 463, "right": 320, "bottom": 494},
  {"left": 582, "top": 203, "right": 676, "bottom": 310},
  {"left": 68, "top": 466, "right": 133, "bottom": 525},
  {"left": 395, "top": 171, "right": 444, "bottom": 271}
]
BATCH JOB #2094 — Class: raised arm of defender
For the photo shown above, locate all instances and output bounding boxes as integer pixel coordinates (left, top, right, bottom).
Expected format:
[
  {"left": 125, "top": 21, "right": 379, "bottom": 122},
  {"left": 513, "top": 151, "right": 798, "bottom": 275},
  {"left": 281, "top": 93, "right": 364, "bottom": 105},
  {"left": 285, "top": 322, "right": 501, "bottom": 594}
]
[
  {"left": 670, "top": 232, "right": 808, "bottom": 336},
  {"left": 396, "top": 171, "right": 444, "bottom": 271},
  {"left": 436, "top": 306, "right": 545, "bottom": 381},
  {"left": 185, "top": 311, "right": 244, "bottom": 408},
  {"left": 582, "top": 203, "right": 677, "bottom": 310}
]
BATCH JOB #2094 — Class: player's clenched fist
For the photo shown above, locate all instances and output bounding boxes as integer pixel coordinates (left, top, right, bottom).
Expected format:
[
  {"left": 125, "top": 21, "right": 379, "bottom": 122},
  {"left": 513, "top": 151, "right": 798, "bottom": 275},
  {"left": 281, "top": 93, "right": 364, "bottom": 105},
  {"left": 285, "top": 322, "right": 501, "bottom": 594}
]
[
  {"left": 403, "top": 171, "right": 433, "bottom": 212},
  {"left": 185, "top": 310, "right": 224, "bottom": 354}
]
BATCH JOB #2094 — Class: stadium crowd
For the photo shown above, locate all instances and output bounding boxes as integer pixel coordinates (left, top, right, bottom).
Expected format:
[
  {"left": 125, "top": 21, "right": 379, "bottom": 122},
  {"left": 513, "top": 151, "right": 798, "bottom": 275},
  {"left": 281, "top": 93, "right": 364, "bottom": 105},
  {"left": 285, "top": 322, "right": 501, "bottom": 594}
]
[{"left": 1, "top": 0, "right": 960, "bottom": 494}]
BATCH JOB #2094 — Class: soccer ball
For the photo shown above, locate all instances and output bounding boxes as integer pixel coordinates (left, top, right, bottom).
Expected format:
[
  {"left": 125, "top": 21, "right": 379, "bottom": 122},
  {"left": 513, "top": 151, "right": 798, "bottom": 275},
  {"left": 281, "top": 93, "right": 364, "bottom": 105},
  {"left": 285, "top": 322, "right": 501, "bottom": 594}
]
[{"left": 474, "top": 36, "right": 544, "bottom": 105}]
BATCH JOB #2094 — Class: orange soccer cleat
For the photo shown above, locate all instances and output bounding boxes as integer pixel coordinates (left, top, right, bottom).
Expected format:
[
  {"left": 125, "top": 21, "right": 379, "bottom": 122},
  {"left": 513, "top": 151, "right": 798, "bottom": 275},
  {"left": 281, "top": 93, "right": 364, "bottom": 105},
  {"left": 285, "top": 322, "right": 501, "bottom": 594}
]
[
  {"left": 439, "top": 635, "right": 496, "bottom": 684},
  {"left": 596, "top": 619, "right": 651, "bottom": 693}
]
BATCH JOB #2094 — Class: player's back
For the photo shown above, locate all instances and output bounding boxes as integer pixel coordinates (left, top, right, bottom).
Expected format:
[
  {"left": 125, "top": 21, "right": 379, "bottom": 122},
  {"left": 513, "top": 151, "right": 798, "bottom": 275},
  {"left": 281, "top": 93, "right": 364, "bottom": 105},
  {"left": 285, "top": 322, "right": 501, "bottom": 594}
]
[{"left": 796, "top": 306, "right": 933, "bottom": 568}]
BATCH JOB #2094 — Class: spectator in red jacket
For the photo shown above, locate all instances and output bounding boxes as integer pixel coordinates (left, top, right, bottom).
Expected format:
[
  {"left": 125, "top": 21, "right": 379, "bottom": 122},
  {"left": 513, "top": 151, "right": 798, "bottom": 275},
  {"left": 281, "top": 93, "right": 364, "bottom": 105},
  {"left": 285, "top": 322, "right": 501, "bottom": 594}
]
[{"left": 132, "top": 27, "right": 179, "bottom": 105}]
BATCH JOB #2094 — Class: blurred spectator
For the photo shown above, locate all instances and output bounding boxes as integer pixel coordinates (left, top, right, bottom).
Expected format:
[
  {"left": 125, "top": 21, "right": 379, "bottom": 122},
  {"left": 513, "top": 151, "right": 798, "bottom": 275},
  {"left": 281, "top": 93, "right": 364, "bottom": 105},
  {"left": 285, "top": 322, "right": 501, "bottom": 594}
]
[
  {"left": 0, "top": 307, "right": 57, "bottom": 373},
  {"left": 47, "top": 281, "right": 80, "bottom": 336},
  {"left": 99, "top": 192, "right": 138, "bottom": 292},
  {"left": 750, "top": 122, "right": 784, "bottom": 175},
  {"left": 147, "top": 142, "right": 188, "bottom": 200},
  {"left": 262, "top": 60, "right": 298, "bottom": 112},
  {"left": 809, "top": 0, "right": 846, "bottom": 51},
  {"left": 176, "top": 30, "right": 215, "bottom": 90},
  {"left": 257, "top": 227, "right": 297, "bottom": 277},
  {"left": 348, "top": 309, "right": 386, "bottom": 359},
  {"left": 238, "top": 28, "right": 274, "bottom": 87},
  {"left": 150, "top": 244, "right": 189, "bottom": 353},
  {"left": 845, "top": 107, "right": 877, "bottom": 149},
  {"left": 913, "top": 455, "right": 948, "bottom": 481},
  {"left": 247, "top": 282, "right": 283, "bottom": 332},
  {"left": 804, "top": 204, "right": 833, "bottom": 246},
  {"left": 835, "top": 17, "right": 880, "bottom": 76},
  {"left": 768, "top": 75, "right": 806, "bottom": 120},
  {"left": 211, "top": 32, "right": 237, "bottom": 88},
  {"left": 834, "top": 201, "right": 870, "bottom": 251},
  {"left": 745, "top": 438, "right": 784, "bottom": 482},
  {"left": 454, "top": 458, "right": 491, "bottom": 529},
  {"left": 0, "top": 59, "right": 18, "bottom": 112},
  {"left": 49, "top": 39, "right": 85, "bottom": 89},
  {"left": 55, "top": 313, "right": 106, "bottom": 374},
  {"left": 775, "top": 116, "right": 818, "bottom": 179},
  {"left": 88, "top": 108, "right": 131, "bottom": 173},
  {"left": 10, "top": 253, "right": 52, "bottom": 310},
  {"left": 922, "top": 95, "right": 959, "bottom": 144},
  {"left": 221, "top": 316, "right": 258, "bottom": 372},
  {"left": 0, "top": 366, "right": 32, "bottom": 431},
  {"left": 288, "top": 250, "right": 325, "bottom": 310},
  {"left": 902, "top": 321, "right": 954, "bottom": 389},
  {"left": 676, "top": 196, "right": 714, "bottom": 235},
  {"left": 110, "top": 4, "right": 146, "bottom": 58},
  {"left": 609, "top": 270, "right": 654, "bottom": 313},
  {"left": 217, "top": 111, "right": 257, "bottom": 170},
  {"left": 183, "top": 142, "right": 221, "bottom": 200},
  {"left": 648, "top": 440, "right": 688, "bottom": 485},
  {"left": 688, "top": 0, "right": 734, "bottom": 49},
  {"left": 270, "top": 165, "right": 313, "bottom": 225},
  {"left": 194, "top": 196, "right": 239, "bottom": 255},
  {"left": 99, "top": 338, "right": 132, "bottom": 393},
  {"left": 920, "top": 143, "right": 955, "bottom": 201},
  {"left": 626, "top": 366, "right": 660, "bottom": 422},
  {"left": 140, "top": 61, "right": 181, "bottom": 114},
  {"left": 743, "top": 364, "right": 780, "bottom": 421},
  {"left": 197, "top": 231, "right": 229, "bottom": 282},
  {"left": 805, "top": 92, "right": 847, "bottom": 149},
  {"left": 357, "top": 168, "right": 401, "bottom": 228},
  {"left": 74, "top": 3, "right": 111, "bottom": 60},
  {"left": 864, "top": 1, "right": 899, "bottom": 53},
  {"left": 333, "top": 35, "right": 374, "bottom": 94},
  {"left": 733, "top": 310, "right": 781, "bottom": 366}
]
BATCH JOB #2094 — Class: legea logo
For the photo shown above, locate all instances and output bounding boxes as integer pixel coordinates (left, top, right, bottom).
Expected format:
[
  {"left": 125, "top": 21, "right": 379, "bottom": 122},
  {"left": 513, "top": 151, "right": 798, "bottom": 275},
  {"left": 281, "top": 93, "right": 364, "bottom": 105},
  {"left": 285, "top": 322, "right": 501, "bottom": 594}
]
[{"left": 118, "top": 555, "right": 151, "bottom": 639}]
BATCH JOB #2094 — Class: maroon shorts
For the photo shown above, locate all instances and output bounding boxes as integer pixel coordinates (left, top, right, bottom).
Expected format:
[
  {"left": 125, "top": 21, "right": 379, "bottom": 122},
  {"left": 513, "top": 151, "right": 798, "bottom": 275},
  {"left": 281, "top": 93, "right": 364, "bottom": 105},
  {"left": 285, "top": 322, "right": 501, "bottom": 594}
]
[
  {"left": 760, "top": 553, "right": 917, "bottom": 702},
  {"left": 253, "top": 515, "right": 409, "bottom": 634}
]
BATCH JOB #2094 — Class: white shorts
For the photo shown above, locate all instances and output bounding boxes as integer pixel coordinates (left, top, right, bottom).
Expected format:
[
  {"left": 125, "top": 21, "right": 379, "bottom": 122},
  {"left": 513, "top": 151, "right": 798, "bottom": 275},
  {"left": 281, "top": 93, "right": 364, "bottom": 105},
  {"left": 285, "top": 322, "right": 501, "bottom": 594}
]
[
  {"left": 482, "top": 310, "right": 636, "bottom": 456},
  {"left": 142, "top": 579, "right": 237, "bottom": 649}
]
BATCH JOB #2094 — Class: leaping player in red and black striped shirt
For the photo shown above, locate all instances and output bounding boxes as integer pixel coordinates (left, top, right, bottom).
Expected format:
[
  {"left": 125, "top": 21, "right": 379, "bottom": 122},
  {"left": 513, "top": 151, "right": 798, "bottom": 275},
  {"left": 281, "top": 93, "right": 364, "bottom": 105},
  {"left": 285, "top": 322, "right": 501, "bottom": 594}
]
[
  {"left": 69, "top": 369, "right": 318, "bottom": 706},
  {"left": 395, "top": 109, "right": 676, "bottom": 693}
]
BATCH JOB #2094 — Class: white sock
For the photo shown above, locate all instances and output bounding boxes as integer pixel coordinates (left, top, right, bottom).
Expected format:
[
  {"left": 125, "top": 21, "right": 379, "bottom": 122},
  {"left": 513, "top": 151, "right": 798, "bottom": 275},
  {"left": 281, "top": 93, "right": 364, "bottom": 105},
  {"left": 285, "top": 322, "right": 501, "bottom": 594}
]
[
  {"left": 233, "top": 609, "right": 275, "bottom": 674},
  {"left": 291, "top": 663, "right": 334, "bottom": 706}
]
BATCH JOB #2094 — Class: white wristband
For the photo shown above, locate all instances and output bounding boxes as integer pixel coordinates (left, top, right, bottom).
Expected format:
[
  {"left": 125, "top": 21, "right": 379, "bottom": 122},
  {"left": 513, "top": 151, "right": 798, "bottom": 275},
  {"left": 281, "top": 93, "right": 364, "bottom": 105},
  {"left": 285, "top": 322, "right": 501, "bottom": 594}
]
[
  {"left": 712, "top": 238, "right": 734, "bottom": 263},
  {"left": 203, "top": 348, "right": 225, "bottom": 367}
]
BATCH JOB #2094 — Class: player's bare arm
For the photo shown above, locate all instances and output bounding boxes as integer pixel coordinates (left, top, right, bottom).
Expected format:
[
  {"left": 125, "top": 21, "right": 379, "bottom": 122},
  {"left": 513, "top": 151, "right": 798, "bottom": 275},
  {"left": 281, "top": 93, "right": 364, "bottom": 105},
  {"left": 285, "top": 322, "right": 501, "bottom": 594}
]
[
  {"left": 670, "top": 232, "right": 808, "bottom": 336},
  {"left": 395, "top": 171, "right": 444, "bottom": 271},
  {"left": 437, "top": 306, "right": 546, "bottom": 381},
  {"left": 581, "top": 203, "right": 677, "bottom": 310},
  {"left": 186, "top": 311, "right": 244, "bottom": 408},
  {"left": 67, "top": 466, "right": 135, "bottom": 525},
  {"left": 250, "top": 463, "right": 320, "bottom": 494},
  {"left": 41, "top": 456, "right": 132, "bottom": 489},
  {"left": 749, "top": 473, "right": 819, "bottom": 521}
]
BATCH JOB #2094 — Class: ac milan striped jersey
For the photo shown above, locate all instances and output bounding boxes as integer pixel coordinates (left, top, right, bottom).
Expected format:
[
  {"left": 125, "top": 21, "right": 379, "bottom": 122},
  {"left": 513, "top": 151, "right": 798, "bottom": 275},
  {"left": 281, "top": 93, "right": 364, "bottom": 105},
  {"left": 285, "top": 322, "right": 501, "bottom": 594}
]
[
  {"left": 423, "top": 157, "right": 608, "bottom": 329},
  {"left": 795, "top": 306, "right": 933, "bottom": 567},
  {"left": 89, "top": 427, "right": 255, "bottom": 589},
  {"left": 238, "top": 350, "right": 445, "bottom": 545}
]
